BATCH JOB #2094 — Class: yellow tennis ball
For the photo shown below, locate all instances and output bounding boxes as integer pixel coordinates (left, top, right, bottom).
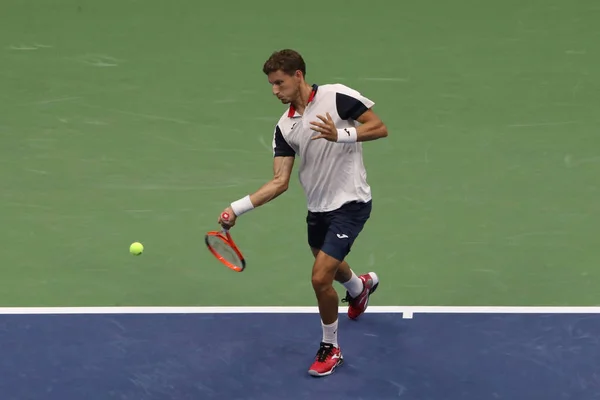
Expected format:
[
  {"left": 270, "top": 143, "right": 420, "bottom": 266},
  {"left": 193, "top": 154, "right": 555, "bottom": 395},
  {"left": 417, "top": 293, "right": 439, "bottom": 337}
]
[{"left": 130, "top": 242, "right": 143, "bottom": 255}]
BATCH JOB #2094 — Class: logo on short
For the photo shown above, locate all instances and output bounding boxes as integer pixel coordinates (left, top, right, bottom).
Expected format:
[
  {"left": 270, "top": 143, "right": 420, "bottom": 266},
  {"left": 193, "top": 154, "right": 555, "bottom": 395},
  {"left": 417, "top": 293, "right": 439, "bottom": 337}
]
[{"left": 337, "top": 234, "right": 349, "bottom": 239}]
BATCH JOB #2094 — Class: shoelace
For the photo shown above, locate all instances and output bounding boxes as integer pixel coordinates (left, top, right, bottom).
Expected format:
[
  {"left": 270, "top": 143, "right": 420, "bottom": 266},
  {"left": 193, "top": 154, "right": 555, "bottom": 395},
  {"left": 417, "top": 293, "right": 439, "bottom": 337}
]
[
  {"left": 315, "top": 343, "right": 334, "bottom": 362},
  {"left": 342, "top": 283, "right": 367, "bottom": 304}
]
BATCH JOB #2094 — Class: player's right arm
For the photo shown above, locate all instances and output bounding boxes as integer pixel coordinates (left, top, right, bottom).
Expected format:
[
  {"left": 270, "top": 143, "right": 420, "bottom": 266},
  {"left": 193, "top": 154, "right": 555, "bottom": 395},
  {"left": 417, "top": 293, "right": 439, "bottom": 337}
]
[
  {"left": 248, "top": 155, "right": 295, "bottom": 207},
  {"left": 218, "top": 125, "right": 295, "bottom": 228}
]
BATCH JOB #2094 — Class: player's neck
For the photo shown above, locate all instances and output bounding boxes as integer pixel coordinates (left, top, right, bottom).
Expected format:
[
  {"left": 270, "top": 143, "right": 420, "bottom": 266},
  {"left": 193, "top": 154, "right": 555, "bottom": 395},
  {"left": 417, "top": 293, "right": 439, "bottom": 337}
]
[{"left": 291, "top": 83, "right": 313, "bottom": 115}]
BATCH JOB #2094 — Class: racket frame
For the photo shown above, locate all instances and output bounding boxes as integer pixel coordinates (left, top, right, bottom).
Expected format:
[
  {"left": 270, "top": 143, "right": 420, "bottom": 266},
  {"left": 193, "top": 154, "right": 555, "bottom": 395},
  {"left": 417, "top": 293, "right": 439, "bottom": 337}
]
[{"left": 204, "top": 212, "right": 246, "bottom": 272}]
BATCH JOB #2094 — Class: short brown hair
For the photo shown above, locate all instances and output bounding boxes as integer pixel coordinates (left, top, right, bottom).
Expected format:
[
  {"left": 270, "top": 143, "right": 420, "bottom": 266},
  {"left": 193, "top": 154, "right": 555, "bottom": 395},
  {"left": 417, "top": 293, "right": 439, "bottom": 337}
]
[{"left": 262, "top": 49, "right": 306, "bottom": 77}]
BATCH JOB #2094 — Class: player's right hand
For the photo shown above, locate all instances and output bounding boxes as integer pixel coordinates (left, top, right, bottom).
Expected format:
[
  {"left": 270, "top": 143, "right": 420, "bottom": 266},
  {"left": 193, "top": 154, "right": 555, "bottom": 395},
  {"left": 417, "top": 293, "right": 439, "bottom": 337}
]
[{"left": 218, "top": 207, "right": 237, "bottom": 229}]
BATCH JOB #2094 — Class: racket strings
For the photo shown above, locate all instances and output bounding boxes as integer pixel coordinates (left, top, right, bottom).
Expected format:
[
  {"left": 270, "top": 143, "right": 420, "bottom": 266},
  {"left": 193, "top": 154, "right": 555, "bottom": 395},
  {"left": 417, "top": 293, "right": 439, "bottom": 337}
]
[{"left": 207, "top": 235, "right": 242, "bottom": 266}]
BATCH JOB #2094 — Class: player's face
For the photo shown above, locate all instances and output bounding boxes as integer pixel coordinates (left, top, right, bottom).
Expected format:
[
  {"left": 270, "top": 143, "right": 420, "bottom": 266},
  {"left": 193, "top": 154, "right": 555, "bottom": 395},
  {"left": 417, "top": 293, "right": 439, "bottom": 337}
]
[{"left": 268, "top": 70, "right": 302, "bottom": 104}]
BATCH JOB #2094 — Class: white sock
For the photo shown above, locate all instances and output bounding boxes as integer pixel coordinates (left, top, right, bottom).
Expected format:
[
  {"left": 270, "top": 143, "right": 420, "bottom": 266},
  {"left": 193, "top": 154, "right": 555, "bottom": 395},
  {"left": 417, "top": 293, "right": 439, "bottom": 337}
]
[
  {"left": 342, "top": 271, "right": 364, "bottom": 298},
  {"left": 322, "top": 319, "right": 338, "bottom": 347}
]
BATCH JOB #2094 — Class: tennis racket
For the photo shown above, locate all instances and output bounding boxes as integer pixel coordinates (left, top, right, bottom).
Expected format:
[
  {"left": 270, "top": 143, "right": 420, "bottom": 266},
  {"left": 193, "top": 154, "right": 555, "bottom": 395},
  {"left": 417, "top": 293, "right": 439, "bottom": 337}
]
[{"left": 205, "top": 212, "right": 246, "bottom": 272}]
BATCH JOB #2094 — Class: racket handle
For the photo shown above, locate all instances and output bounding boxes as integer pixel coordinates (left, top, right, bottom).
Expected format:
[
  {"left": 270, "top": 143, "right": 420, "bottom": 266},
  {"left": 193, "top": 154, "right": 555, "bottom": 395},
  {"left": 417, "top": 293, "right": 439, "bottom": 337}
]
[{"left": 220, "top": 212, "right": 231, "bottom": 233}]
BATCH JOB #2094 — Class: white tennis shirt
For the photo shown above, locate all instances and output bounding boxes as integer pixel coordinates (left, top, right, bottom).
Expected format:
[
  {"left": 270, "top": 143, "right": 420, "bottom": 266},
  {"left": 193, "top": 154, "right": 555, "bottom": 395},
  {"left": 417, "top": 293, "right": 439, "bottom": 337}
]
[{"left": 272, "top": 84, "right": 375, "bottom": 213}]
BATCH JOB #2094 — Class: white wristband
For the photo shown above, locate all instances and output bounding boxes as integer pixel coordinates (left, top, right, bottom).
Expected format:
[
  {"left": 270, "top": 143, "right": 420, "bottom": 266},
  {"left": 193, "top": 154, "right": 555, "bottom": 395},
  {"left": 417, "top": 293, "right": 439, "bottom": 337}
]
[
  {"left": 336, "top": 127, "right": 358, "bottom": 143},
  {"left": 230, "top": 195, "right": 254, "bottom": 217}
]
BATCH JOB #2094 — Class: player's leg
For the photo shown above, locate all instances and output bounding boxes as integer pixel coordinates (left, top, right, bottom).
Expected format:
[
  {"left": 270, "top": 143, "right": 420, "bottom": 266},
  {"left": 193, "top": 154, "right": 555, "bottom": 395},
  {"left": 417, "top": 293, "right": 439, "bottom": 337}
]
[
  {"left": 308, "top": 249, "right": 345, "bottom": 377},
  {"left": 306, "top": 211, "right": 344, "bottom": 377},
  {"left": 307, "top": 211, "right": 339, "bottom": 330},
  {"left": 327, "top": 200, "right": 379, "bottom": 320},
  {"left": 312, "top": 250, "right": 341, "bottom": 332},
  {"left": 310, "top": 247, "right": 363, "bottom": 300}
]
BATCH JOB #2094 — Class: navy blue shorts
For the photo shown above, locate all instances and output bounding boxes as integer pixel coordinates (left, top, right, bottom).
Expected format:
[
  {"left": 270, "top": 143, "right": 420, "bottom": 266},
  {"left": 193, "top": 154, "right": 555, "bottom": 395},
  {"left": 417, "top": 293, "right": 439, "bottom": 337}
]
[{"left": 306, "top": 200, "right": 372, "bottom": 261}]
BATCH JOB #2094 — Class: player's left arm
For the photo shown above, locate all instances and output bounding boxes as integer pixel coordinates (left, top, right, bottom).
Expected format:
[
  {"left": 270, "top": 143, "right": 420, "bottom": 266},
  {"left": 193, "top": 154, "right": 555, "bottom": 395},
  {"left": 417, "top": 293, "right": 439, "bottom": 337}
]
[
  {"left": 310, "top": 91, "right": 388, "bottom": 143},
  {"left": 353, "top": 109, "right": 388, "bottom": 142}
]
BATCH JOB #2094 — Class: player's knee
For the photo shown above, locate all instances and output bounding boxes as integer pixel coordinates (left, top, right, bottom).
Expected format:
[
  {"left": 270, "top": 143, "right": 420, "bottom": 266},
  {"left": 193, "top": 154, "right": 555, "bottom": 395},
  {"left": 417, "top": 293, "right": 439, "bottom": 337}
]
[
  {"left": 311, "top": 270, "right": 334, "bottom": 293},
  {"left": 311, "top": 250, "right": 341, "bottom": 292}
]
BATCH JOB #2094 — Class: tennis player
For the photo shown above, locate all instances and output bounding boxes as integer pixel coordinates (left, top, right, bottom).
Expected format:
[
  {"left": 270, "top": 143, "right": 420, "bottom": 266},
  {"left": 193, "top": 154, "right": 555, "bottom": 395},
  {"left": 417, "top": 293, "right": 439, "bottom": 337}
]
[{"left": 218, "top": 49, "right": 388, "bottom": 377}]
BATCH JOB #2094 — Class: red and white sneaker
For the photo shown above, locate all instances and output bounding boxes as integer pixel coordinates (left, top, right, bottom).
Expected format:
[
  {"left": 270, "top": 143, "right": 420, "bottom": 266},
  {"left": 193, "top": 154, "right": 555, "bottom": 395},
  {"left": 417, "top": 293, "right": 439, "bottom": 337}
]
[
  {"left": 308, "top": 342, "right": 344, "bottom": 377},
  {"left": 343, "top": 272, "right": 379, "bottom": 320}
]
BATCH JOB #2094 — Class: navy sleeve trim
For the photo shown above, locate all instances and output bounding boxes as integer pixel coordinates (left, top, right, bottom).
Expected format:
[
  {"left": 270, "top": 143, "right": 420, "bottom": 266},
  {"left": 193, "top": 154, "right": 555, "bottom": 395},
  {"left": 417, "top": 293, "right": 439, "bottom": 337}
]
[
  {"left": 273, "top": 125, "right": 295, "bottom": 157},
  {"left": 336, "top": 92, "right": 369, "bottom": 120}
]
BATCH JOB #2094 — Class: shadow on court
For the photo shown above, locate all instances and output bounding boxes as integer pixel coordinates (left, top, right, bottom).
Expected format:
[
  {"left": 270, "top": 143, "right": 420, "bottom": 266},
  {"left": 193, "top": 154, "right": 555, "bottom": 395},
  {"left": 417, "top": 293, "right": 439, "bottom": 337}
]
[{"left": 0, "top": 312, "right": 599, "bottom": 399}]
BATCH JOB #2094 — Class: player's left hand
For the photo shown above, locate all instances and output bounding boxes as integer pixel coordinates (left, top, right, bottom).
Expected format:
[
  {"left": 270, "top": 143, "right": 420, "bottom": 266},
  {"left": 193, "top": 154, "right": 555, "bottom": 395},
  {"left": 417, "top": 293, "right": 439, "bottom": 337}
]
[{"left": 310, "top": 113, "right": 338, "bottom": 141}]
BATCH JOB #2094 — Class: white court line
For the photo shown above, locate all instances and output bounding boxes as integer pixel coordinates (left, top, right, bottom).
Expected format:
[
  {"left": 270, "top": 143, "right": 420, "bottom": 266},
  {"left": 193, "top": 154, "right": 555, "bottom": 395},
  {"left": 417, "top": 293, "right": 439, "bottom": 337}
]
[{"left": 1, "top": 306, "right": 600, "bottom": 315}]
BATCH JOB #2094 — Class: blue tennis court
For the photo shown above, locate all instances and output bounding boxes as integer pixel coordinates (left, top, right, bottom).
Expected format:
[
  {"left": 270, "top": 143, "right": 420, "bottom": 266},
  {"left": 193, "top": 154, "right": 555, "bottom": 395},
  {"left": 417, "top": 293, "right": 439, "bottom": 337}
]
[{"left": 1, "top": 307, "right": 599, "bottom": 399}]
